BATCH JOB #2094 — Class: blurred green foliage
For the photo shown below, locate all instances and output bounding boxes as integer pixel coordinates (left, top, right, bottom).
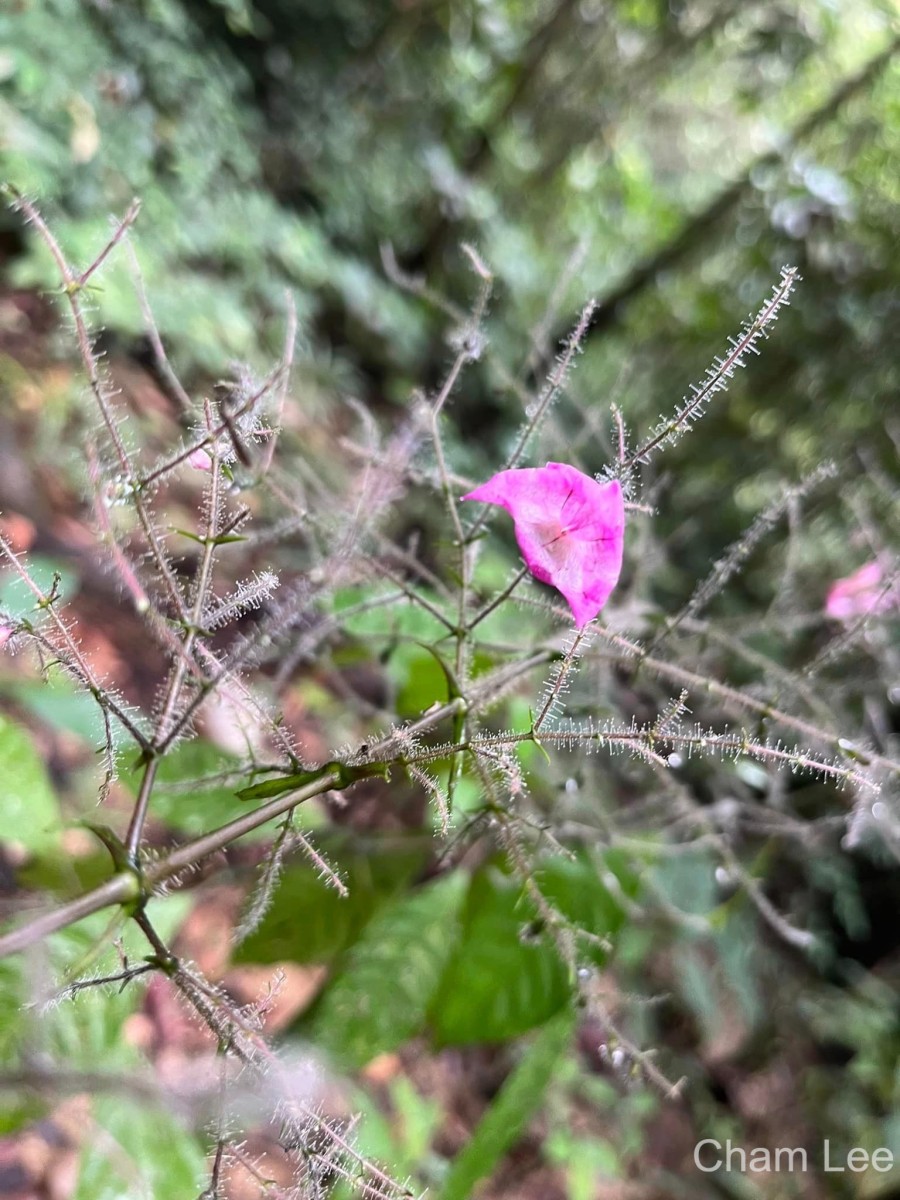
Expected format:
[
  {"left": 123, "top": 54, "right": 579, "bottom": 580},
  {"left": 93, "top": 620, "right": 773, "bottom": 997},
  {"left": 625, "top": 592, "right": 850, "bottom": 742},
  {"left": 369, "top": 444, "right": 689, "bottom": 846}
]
[
  {"left": 235, "top": 842, "right": 428, "bottom": 965},
  {"left": 3, "top": 1, "right": 897, "bottom": 540},
  {"left": 2, "top": 0, "right": 899, "bottom": 1196},
  {"left": 0, "top": 713, "right": 61, "bottom": 852},
  {"left": 440, "top": 1007, "right": 576, "bottom": 1200},
  {"left": 0, "top": 900, "right": 202, "bottom": 1189}
]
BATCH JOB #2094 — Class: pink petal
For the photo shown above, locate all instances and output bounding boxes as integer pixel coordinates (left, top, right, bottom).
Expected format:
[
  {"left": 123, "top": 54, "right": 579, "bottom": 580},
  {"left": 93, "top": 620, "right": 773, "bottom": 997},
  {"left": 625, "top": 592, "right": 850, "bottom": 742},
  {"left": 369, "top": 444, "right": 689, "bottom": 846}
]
[
  {"left": 0, "top": 623, "right": 12, "bottom": 649},
  {"left": 463, "top": 462, "right": 625, "bottom": 627},
  {"left": 825, "top": 560, "right": 897, "bottom": 621},
  {"left": 188, "top": 447, "right": 213, "bottom": 471}
]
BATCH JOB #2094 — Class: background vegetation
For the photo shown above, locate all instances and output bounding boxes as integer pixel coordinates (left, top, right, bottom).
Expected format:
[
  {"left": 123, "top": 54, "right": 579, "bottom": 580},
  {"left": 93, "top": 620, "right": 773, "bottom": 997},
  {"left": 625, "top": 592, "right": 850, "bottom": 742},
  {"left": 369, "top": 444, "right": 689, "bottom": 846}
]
[{"left": 0, "top": 1, "right": 898, "bottom": 1197}]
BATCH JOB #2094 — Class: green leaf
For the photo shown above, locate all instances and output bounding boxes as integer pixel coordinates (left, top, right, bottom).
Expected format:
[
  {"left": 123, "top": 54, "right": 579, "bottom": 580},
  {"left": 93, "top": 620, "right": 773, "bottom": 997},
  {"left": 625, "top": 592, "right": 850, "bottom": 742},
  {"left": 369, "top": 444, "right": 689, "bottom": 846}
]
[
  {"left": 237, "top": 765, "right": 333, "bottom": 801},
  {"left": 234, "top": 842, "right": 426, "bottom": 966},
  {"left": 16, "top": 848, "right": 116, "bottom": 899},
  {"left": 393, "top": 642, "right": 452, "bottom": 718},
  {"left": 0, "top": 714, "right": 61, "bottom": 851},
  {"left": 0, "top": 1097, "right": 46, "bottom": 1136},
  {"left": 429, "top": 865, "right": 570, "bottom": 1045},
  {"left": 411, "top": 640, "right": 463, "bottom": 702},
  {"left": 0, "top": 895, "right": 191, "bottom": 1135},
  {"left": 236, "top": 760, "right": 386, "bottom": 802},
  {"left": 119, "top": 738, "right": 247, "bottom": 837},
  {"left": 7, "top": 675, "right": 99, "bottom": 742},
  {"left": 0, "top": 960, "right": 26, "bottom": 1067},
  {"left": 174, "top": 527, "right": 246, "bottom": 546},
  {"left": 440, "top": 1008, "right": 576, "bottom": 1200},
  {"left": 74, "top": 1097, "right": 206, "bottom": 1200},
  {"left": 309, "top": 871, "right": 468, "bottom": 1068},
  {"left": 430, "top": 853, "right": 636, "bottom": 1045},
  {"left": 537, "top": 849, "right": 636, "bottom": 966},
  {"left": 404, "top": 642, "right": 467, "bottom": 808},
  {"left": 82, "top": 823, "right": 132, "bottom": 872},
  {"left": 0, "top": 554, "right": 79, "bottom": 619}
]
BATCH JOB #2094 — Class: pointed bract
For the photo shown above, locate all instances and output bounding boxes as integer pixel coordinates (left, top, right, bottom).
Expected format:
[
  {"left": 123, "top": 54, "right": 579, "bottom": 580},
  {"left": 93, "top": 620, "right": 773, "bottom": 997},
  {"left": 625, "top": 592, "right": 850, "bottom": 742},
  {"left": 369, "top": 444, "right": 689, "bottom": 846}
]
[{"left": 463, "top": 462, "right": 625, "bottom": 627}]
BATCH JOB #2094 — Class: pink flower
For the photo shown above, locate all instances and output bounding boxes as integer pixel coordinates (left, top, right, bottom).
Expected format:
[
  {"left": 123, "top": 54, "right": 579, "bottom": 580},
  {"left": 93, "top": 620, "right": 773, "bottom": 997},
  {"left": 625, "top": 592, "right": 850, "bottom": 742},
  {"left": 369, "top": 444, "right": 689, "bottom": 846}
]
[
  {"left": 0, "top": 624, "right": 12, "bottom": 649},
  {"left": 825, "top": 560, "right": 899, "bottom": 622},
  {"left": 463, "top": 462, "right": 625, "bottom": 628},
  {"left": 187, "top": 447, "right": 213, "bottom": 471}
]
